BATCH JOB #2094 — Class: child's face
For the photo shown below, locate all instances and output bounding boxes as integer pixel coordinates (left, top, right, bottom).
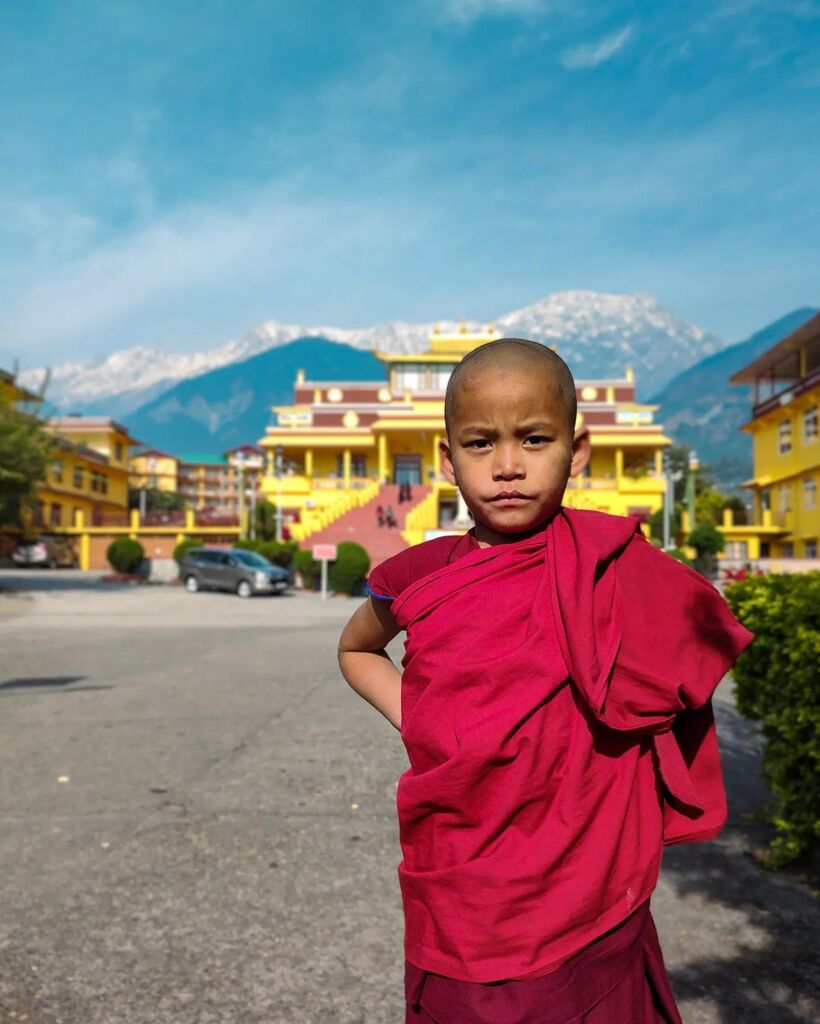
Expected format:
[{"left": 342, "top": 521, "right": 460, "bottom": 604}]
[{"left": 440, "top": 364, "right": 589, "bottom": 544}]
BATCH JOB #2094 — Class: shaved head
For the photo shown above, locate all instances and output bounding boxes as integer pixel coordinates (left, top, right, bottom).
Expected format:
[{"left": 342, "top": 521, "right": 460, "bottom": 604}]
[{"left": 444, "top": 338, "right": 577, "bottom": 435}]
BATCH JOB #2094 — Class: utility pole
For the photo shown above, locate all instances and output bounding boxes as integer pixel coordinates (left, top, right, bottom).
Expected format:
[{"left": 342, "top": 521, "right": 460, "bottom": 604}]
[
  {"left": 686, "top": 450, "right": 699, "bottom": 532},
  {"left": 275, "top": 445, "right": 284, "bottom": 543}
]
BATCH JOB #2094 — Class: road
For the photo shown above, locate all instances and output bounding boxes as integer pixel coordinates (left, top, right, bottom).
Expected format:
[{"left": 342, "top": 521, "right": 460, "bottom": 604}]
[{"left": 0, "top": 571, "right": 817, "bottom": 1023}]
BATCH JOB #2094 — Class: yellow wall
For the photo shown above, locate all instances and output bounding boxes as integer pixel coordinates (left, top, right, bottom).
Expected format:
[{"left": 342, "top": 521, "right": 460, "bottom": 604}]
[
  {"left": 33, "top": 449, "right": 129, "bottom": 529},
  {"left": 130, "top": 453, "right": 179, "bottom": 492},
  {"left": 744, "top": 389, "right": 819, "bottom": 557}
]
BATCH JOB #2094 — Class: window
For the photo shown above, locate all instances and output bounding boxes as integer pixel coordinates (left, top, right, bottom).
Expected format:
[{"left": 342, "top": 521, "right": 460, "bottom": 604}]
[
  {"left": 804, "top": 476, "right": 817, "bottom": 510},
  {"left": 804, "top": 539, "right": 818, "bottom": 559},
  {"left": 430, "top": 365, "right": 455, "bottom": 391},
  {"left": 148, "top": 474, "right": 158, "bottom": 488},
  {"left": 803, "top": 405, "right": 818, "bottom": 444},
  {"left": 52, "top": 460, "right": 63, "bottom": 483},
  {"left": 760, "top": 488, "right": 771, "bottom": 511},
  {"left": 724, "top": 541, "right": 748, "bottom": 560},
  {"left": 73, "top": 465, "right": 83, "bottom": 489},
  {"left": 778, "top": 419, "right": 792, "bottom": 454},
  {"left": 394, "top": 364, "right": 423, "bottom": 392},
  {"left": 115, "top": 441, "right": 123, "bottom": 460},
  {"left": 50, "top": 502, "right": 61, "bottom": 526},
  {"left": 779, "top": 484, "right": 791, "bottom": 512},
  {"left": 99, "top": 474, "right": 108, "bottom": 496},
  {"left": 780, "top": 542, "right": 794, "bottom": 558}
]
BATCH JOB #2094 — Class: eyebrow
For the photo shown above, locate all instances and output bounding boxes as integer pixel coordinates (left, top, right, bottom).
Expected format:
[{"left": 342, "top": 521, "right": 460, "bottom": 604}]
[{"left": 458, "top": 421, "right": 558, "bottom": 437}]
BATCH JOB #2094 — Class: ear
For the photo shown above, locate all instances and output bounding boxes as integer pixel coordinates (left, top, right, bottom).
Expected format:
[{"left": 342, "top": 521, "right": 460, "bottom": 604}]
[
  {"left": 569, "top": 427, "right": 591, "bottom": 478},
  {"left": 440, "top": 437, "right": 458, "bottom": 486}
]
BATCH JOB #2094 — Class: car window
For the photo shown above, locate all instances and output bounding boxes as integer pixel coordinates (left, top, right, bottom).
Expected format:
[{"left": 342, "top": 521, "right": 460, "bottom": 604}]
[{"left": 232, "top": 550, "right": 270, "bottom": 568}]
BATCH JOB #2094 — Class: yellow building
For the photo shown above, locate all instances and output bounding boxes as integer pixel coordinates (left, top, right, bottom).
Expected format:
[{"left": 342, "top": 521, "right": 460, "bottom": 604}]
[
  {"left": 35, "top": 417, "right": 137, "bottom": 529},
  {"left": 130, "top": 448, "right": 180, "bottom": 493},
  {"left": 722, "top": 312, "right": 820, "bottom": 561},
  {"left": 257, "top": 323, "right": 671, "bottom": 544},
  {"left": 0, "top": 367, "right": 39, "bottom": 408}
]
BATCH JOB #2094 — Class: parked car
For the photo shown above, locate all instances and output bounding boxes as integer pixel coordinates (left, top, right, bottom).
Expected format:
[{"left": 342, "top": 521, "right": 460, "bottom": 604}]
[
  {"left": 179, "top": 547, "right": 289, "bottom": 598},
  {"left": 12, "top": 535, "right": 77, "bottom": 569}
]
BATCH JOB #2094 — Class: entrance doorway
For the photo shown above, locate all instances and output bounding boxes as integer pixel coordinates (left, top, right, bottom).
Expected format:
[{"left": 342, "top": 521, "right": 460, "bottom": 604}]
[{"left": 393, "top": 455, "right": 422, "bottom": 486}]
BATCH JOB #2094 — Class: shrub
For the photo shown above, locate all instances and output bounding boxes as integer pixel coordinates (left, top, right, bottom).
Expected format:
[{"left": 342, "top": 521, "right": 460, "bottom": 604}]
[
  {"left": 293, "top": 549, "right": 320, "bottom": 589},
  {"left": 725, "top": 572, "right": 820, "bottom": 868},
  {"left": 173, "top": 538, "right": 204, "bottom": 564},
  {"left": 328, "top": 541, "right": 370, "bottom": 596},
  {"left": 686, "top": 521, "right": 724, "bottom": 578},
  {"left": 257, "top": 540, "right": 299, "bottom": 569},
  {"left": 107, "top": 537, "right": 145, "bottom": 575}
]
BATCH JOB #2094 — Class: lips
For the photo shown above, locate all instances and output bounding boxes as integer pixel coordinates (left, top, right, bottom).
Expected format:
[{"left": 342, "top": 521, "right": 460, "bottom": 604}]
[{"left": 490, "top": 491, "right": 531, "bottom": 506}]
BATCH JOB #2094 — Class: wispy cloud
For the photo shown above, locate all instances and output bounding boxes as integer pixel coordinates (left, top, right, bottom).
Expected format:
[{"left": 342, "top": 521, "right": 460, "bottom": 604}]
[
  {"left": 440, "top": 0, "right": 545, "bottom": 24},
  {"left": 560, "top": 24, "right": 633, "bottom": 69}
]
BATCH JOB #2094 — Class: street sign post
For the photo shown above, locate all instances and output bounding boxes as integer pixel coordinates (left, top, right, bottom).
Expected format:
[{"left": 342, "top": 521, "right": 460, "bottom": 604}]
[{"left": 312, "top": 544, "right": 337, "bottom": 600}]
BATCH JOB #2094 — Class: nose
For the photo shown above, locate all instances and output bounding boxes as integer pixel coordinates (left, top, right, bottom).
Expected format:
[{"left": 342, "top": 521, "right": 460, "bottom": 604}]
[{"left": 492, "top": 442, "right": 524, "bottom": 481}]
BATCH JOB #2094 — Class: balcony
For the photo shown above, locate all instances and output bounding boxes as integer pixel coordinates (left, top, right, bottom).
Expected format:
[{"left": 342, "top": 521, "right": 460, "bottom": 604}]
[{"left": 751, "top": 365, "right": 820, "bottom": 420}]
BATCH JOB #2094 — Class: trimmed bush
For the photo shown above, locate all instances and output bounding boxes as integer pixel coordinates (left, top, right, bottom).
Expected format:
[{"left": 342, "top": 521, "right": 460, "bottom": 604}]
[
  {"left": 686, "top": 521, "right": 724, "bottom": 578},
  {"left": 725, "top": 572, "right": 820, "bottom": 868},
  {"left": 257, "top": 540, "right": 299, "bottom": 569},
  {"left": 293, "top": 549, "right": 320, "bottom": 589},
  {"left": 173, "top": 538, "right": 204, "bottom": 564},
  {"left": 107, "top": 537, "right": 145, "bottom": 574},
  {"left": 328, "top": 541, "right": 370, "bottom": 596}
]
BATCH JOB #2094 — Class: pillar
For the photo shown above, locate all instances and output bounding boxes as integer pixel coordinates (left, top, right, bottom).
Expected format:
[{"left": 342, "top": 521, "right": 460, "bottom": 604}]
[
  {"left": 654, "top": 449, "right": 663, "bottom": 476},
  {"left": 185, "top": 508, "right": 195, "bottom": 530},
  {"left": 266, "top": 451, "right": 274, "bottom": 475},
  {"left": 722, "top": 507, "right": 734, "bottom": 529},
  {"left": 433, "top": 433, "right": 441, "bottom": 481},
  {"left": 129, "top": 508, "right": 139, "bottom": 539},
  {"left": 80, "top": 532, "right": 90, "bottom": 571},
  {"left": 378, "top": 434, "right": 388, "bottom": 482},
  {"left": 305, "top": 449, "right": 314, "bottom": 478},
  {"left": 343, "top": 449, "right": 352, "bottom": 489},
  {"left": 615, "top": 448, "right": 624, "bottom": 483}
]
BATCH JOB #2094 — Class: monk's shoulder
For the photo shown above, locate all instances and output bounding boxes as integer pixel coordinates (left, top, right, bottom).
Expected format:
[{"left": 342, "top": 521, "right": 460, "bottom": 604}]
[{"left": 368, "top": 534, "right": 469, "bottom": 600}]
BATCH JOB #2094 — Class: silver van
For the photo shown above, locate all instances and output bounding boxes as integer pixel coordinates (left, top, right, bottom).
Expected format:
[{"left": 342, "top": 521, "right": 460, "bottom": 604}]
[{"left": 179, "top": 548, "right": 289, "bottom": 598}]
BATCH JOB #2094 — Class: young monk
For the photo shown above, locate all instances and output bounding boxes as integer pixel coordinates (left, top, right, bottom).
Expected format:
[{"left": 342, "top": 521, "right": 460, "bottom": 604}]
[{"left": 338, "top": 338, "right": 753, "bottom": 1023}]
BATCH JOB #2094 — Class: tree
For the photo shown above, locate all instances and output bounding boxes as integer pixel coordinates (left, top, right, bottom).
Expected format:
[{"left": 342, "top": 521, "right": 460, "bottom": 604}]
[
  {"left": 686, "top": 522, "right": 725, "bottom": 578},
  {"left": 664, "top": 445, "right": 714, "bottom": 504},
  {"left": 253, "top": 499, "right": 278, "bottom": 541},
  {"left": 0, "top": 394, "right": 54, "bottom": 527}
]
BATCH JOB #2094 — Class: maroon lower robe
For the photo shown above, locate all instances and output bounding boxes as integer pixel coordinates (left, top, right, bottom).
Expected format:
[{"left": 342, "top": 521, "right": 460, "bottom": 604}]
[
  {"left": 405, "top": 901, "right": 680, "bottom": 1024},
  {"left": 366, "top": 507, "right": 752, "bottom": 1018}
]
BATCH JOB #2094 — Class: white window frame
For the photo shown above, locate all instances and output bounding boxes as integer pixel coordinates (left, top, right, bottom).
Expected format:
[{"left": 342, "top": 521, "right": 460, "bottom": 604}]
[
  {"left": 778, "top": 419, "right": 792, "bottom": 455},
  {"left": 803, "top": 405, "right": 818, "bottom": 444},
  {"left": 803, "top": 476, "right": 817, "bottom": 510}
]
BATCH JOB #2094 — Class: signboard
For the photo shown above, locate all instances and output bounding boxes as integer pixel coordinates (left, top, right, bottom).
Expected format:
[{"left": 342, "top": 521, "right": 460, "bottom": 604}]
[
  {"left": 312, "top": 544, "right": 337, "bottom": 600},
  {"left": 312, "top": 544, "right": 337, "bottom": 561}
]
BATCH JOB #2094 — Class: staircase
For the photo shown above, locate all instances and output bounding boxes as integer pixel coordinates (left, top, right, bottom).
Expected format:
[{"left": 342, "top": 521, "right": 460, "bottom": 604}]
[{"left": 301, "top": 484, "right": 432, "bottom": 569}]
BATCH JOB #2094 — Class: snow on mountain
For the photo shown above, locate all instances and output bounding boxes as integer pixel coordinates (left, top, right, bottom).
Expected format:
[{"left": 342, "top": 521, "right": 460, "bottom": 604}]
[{"left": 19, "top": 292, "right": 725, "bottom": 413}]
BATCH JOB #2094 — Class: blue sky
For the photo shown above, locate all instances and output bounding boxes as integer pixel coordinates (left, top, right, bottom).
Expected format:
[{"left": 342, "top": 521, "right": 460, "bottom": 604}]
[{"left": 1, "top": 0, "right": 818, "bottom": 367}]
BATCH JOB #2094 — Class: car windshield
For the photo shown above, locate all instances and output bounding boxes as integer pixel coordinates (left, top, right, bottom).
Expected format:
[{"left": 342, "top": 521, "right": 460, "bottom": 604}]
[{"left": 231, "top": 549, "right": 271, "bottom": 568}]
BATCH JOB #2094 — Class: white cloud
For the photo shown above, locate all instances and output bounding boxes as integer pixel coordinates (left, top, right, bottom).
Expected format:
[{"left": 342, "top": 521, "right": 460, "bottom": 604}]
[
  {"left": 560, "top": 24, "right": 633, "bottom": 69},
  {"left": 440, "top": 0, "right": 545, "bottom": 23}
]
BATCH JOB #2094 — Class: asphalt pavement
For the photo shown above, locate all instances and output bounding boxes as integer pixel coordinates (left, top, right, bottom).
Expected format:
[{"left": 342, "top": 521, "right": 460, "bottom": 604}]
[{"left": 0, "top": 570, "right": 817, "bottom": 1023}]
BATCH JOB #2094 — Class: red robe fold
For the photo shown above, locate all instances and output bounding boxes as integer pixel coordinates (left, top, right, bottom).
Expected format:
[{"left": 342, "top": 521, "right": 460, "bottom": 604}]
[{"left": 387, "top": 508, "right": 752, "bottom": 983}]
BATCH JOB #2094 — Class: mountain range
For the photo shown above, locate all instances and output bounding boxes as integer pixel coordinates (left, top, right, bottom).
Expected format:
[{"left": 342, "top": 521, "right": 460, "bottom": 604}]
[
  {"left": 20, "top": 291, "right": 723, "bottom": 414},
  {"left": 16, "top": 291, "right": 817, "bottom": 489}
]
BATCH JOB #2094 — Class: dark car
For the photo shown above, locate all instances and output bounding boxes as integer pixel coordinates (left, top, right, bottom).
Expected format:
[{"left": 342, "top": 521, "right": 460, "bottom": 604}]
[
  {"left": 12, "top": 535, "right": 77, "bottom": 569},
  {"left": 179, "top": 548, "right": 289, "bottom": 598}
]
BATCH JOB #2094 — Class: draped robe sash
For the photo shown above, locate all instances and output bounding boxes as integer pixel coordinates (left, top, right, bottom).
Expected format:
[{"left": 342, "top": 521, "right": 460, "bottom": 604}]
[{"left": 390, "top": 507, "right": 752, "bottom": 983}]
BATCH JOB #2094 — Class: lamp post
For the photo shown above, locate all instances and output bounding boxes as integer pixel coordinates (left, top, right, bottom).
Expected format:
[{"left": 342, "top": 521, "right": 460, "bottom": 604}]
[
  {"left": 686, "top": 449, "right": 699, "bottom": 531},
  {"left": 275, "top": 445, "right": 284, "bottom": 543}
]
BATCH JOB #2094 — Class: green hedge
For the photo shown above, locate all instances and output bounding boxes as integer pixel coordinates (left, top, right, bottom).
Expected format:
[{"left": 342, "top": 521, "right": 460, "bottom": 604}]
[
  {"left": 173, "top": 538, "right": 203, "bottom": 564},
  {"left": 106, "top": 537, "right": 145, "bottom": 574},
  {"left": 328, "top": 541, "right": 370, "bottom": 596},
  {"left": 293, "top": 549, "right": 320, "bottom": 589},
  {"left": 725, "top": 572, "right": 820, "bottom": 868}
]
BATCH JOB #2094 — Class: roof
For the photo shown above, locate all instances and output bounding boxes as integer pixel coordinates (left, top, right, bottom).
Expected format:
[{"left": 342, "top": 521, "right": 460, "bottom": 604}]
[
  {"left": 48, "top": 415, "right": 138, "bottom": 440},
  {"left": 730, "top": 312, "right": 820, "bottom": 383},
  {"left": 133, "top": 446, "right": 177, "bottom": 460}
]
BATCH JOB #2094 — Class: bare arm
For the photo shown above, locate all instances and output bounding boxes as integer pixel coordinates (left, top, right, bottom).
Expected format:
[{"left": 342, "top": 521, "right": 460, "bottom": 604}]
[{"left": 338, "top": 596, "right": 403, "bottom": 730}]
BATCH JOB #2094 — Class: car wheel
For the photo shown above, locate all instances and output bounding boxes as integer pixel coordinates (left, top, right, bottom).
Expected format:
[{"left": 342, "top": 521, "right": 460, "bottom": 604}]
[
  {"left": 236, "top": 579, "right": 253, "bottom": 599},
  {"left": 47, "top": 559, "right": 57, "bottom": 570},
  {"left": 185, "top": 575, "right": 200, "bottom": 593}
]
